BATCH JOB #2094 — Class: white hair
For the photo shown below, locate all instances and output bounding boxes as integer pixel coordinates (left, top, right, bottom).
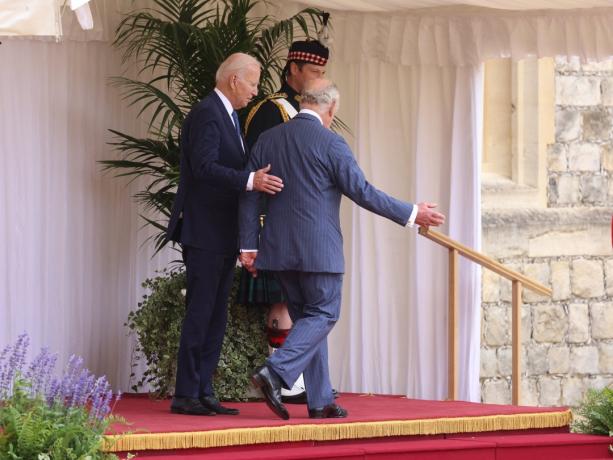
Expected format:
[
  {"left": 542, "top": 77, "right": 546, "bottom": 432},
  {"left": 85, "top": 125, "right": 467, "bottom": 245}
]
[
  {"left": 215, "top": 53, "right": 261, "bottom": 83},
  {"left": 300, "top": 81, "right": 340, "bottom": 111}
]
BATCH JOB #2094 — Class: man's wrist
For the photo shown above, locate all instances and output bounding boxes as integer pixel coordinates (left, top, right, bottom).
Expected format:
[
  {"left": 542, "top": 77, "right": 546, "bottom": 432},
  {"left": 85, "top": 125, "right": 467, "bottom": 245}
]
[
  {"left": 246, "top": 172, "right": 255, "bottom": 191},
  {"left": 405, "top": 204, "right": 418, "bottom": 228}
]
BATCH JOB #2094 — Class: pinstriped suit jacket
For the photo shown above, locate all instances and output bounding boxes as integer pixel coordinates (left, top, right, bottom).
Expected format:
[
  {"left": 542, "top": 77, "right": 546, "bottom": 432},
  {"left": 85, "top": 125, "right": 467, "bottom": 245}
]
[{"left": 238, "top": 112, "right": 414, "bottom": 274}]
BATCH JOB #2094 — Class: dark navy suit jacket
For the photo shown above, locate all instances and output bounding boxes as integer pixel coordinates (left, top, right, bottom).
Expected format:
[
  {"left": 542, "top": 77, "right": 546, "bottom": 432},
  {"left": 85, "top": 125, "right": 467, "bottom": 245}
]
[
  {"left": 167, "top": 91, "right": 250, "bottom": 254},
  {"left": 239, "top": 112, "right": 414, "bottom": 273}
]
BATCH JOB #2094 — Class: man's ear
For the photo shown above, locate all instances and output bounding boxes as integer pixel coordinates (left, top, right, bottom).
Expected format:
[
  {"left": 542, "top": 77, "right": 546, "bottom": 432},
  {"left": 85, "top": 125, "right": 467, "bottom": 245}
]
[
  {"left": 289, "top": 61, "right": 298, "bottom": 77},
  {"left": 328, "top": 101, "right": 337, "bottom": 118}
]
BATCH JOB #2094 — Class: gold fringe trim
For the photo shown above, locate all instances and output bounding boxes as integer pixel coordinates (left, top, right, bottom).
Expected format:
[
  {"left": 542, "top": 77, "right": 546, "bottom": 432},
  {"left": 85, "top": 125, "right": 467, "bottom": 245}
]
[{"left": 102, "top": 409, "right": 572, "bottom": 452}]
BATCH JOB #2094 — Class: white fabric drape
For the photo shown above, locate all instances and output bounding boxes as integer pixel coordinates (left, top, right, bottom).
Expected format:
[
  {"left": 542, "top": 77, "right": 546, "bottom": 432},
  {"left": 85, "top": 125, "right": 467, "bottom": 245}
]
[
  {"left": 321, "top": 58, "right": 482, "bottom": 401},
  {"left": 0, "top": 38, "right": 174, "bottom": 388},
  {"left": 3, "top": 0, "right": 613, "bottom": 398}
]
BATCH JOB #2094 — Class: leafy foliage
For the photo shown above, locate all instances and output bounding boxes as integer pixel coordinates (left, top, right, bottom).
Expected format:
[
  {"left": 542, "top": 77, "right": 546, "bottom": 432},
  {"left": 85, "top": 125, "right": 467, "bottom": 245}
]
[
  {"left": 0, "top": 335, "right": 122, "bottom": 460},
  {"left": 0, "top": 389, "right": 119, "bottom": 460},
  {"left": 573, "top": 386, "right": 613, "bottom": 437},
  {"left": 572, "top": 385, "right": 613, "bottom": 454},
  {"left": 126, "top": 268, "right": 268, "bottom": 400},
  {"left": 102, "top": 0, "right": 325, "bottom": 252},
  {"left": 125, "top": 270, "right": 186, "bottom": 397}
]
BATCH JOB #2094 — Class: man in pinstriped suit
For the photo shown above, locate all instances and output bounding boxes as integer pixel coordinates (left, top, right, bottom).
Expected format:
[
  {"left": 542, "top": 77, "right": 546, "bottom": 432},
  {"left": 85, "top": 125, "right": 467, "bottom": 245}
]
[{"left": 239, "top": 79, "right": 445, "bottom": 420}]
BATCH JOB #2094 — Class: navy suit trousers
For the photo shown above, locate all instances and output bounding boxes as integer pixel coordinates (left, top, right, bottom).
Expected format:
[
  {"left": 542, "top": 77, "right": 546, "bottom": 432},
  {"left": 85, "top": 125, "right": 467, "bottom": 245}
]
[
  {"left": 174, "top": 246, "right": 236, "bottom": 398},
  {"left": 267, "top": 271, "right": 343, "bottom": 409}
]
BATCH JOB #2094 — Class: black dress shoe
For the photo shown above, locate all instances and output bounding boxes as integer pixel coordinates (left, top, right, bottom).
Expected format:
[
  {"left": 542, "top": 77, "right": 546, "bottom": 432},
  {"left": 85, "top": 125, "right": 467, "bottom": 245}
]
[
  {"left": 170, "top": 397, "right": 216, "bottom": 416},
  {"left": 200, "top": 395, "right": 239, "bottom": 415},
  {"left": 308, "top": 404, "right": 348, "bottom": 419},
  {"left": 251, "top": 365, "right": 289, "bottom": 420}
]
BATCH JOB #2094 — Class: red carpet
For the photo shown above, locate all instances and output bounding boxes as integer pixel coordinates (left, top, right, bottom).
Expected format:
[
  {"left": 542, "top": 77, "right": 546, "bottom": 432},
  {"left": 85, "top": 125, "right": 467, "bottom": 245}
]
[
  {"left": 100, "top": 393, "right": 598, "bottom": 458},
  {"left": 107, "top": 393, "right": 570, "bottom": 435}
]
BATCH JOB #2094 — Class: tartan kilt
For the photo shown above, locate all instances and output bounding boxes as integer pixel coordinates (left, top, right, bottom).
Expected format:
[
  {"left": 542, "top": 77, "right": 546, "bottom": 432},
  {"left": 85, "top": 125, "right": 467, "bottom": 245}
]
[{"left": 237, "top": 267, "right": 286, "bottom": 307}]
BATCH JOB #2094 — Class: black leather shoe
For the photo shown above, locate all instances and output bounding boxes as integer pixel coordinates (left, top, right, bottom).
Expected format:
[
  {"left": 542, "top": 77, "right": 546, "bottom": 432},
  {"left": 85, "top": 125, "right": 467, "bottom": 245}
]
[
  {"left": 308, "top": 404, "right": 348, "bottom": 419},
  {"left": 251, "top": 365, "right": 289, "bottom": 420},
  {"left": 200, "top": 395, "right": 239, "bottom": 415},
  {"left": 170, "top": 397, "right": 216, "bottom": 416}
]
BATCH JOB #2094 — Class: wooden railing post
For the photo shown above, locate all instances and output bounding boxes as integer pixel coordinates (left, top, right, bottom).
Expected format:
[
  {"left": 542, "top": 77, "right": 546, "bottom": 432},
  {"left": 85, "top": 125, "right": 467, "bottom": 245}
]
[
  {"left": 512, "top": 280, "right": 522, "bottom": 405},
  {"left": 417, "top": 227, "right": 550, "bottom": 406},
  {"left": 448, "top": 248, "right": 459, "bottom": 400}
]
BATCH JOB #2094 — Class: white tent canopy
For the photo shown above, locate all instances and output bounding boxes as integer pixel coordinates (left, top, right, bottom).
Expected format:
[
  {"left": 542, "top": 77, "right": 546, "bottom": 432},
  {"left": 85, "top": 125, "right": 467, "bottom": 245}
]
[{"left": 290, "top": 0, "right": 613, "bottom": 11}]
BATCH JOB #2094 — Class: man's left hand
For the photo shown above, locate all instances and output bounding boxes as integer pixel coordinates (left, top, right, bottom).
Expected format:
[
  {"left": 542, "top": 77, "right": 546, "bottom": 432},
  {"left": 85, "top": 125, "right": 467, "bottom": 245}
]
[{"left": 253, "top": 164, "right": 284, "bottom": 195}]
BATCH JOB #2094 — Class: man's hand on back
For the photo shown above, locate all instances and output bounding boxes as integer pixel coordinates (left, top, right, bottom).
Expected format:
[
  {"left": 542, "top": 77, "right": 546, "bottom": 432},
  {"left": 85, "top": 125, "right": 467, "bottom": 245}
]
[{"left": 253, "top": 164, "right": 284, "bottom": 195}]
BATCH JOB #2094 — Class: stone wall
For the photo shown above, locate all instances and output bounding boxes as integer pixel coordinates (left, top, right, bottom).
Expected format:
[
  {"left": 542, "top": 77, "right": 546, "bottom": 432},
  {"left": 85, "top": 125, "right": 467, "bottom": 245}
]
[{"left": 480, "top": 57, "right": 613, "bottom": 406}]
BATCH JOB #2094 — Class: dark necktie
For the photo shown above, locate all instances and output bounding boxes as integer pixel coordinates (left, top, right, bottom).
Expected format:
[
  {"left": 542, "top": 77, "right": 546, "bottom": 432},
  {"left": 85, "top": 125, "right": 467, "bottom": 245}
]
[{"left": 231, "top": 110, "right": 244, "bottom": 152}]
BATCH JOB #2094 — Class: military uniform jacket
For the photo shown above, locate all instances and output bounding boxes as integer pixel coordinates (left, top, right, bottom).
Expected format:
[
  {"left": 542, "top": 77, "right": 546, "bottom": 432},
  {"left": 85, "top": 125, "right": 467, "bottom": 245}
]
[{"left": 244, "top": 81, "right": 301, "bottom": 149}]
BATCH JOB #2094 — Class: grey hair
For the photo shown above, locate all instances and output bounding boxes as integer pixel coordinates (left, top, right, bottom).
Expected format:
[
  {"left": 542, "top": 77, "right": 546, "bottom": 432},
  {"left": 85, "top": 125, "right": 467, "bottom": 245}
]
[
  {"left": 300, "top": 82, "right": 340, "bottom": 110},
  {"left": 215, "top": 53, "right": 260, "bottom": 83}
]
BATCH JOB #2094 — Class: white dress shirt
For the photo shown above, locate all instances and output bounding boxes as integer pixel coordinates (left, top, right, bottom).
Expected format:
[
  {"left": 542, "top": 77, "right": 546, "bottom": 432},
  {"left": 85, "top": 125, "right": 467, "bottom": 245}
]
[{"left": 213, "top": 88, "right": 254, "bottom": 191}]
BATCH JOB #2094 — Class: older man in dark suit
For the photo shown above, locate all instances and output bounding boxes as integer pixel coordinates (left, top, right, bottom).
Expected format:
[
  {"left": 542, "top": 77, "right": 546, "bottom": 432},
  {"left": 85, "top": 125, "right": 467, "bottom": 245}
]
[
  {"left": 239, "top": 79, "right": 445, "bottom": 420},
  {"left": 166, "top": 53, "right": 284, "bottom": 416}
]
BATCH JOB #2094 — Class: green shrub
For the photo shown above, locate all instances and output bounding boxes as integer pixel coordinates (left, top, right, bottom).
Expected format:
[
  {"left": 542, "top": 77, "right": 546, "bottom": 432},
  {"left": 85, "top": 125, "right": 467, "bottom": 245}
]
[
  {"left": 126, "top": 268, "right": 268, "bottom": 400},
  {"left": 572, "top": 385, "right": 613, "bottom": 453}
]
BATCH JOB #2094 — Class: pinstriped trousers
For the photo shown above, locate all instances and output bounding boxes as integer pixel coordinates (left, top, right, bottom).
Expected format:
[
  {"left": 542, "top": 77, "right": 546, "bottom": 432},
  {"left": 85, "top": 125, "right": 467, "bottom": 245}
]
[{"left": 266, "top": 271, "right": 343, "bottom": 409}]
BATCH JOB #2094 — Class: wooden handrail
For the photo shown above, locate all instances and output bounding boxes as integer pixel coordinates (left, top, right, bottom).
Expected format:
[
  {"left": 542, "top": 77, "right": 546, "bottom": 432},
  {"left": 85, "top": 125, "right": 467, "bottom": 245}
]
[
  {"left": 419, "top": 227, "right": 551, "bottom": 296},
  {"left": 418, "top": 226, "right": 552, "bottom": 405}
]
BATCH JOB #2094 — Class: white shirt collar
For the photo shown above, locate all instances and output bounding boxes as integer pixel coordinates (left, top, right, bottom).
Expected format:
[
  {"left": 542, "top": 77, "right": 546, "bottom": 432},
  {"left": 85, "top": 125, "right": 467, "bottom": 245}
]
[
  {"left": 214, "top": 87, "right": 234, "bottom": 117},
  {"left": 299, "top": 108, "right": 323, "bottom": 125}
]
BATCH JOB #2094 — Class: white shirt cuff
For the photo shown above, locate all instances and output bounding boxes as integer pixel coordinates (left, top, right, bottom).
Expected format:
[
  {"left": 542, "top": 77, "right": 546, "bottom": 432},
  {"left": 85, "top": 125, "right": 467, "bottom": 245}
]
[
  {"left": 240, "top": 249, "right": 258, "bottom": 252},
  {"left": 406, "top": 204, "right": 418, "bottom": 228},
  {"left": 246, "top": 172, "right": 255, "bottom": 191}
]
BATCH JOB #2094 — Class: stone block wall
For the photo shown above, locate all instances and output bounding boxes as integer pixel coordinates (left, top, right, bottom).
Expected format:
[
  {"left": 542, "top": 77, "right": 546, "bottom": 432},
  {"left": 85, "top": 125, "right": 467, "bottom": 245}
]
[
  {"left": 550, "top": 57, "right": 613, "bottom": 206},
  {"left": 480, "top": 57, "right": 613, "bottom": 406}
]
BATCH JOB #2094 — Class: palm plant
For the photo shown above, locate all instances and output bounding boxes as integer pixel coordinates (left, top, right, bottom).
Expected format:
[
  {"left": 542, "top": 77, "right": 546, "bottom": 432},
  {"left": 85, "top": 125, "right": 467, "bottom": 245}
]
[{"left": 102, "top": 0, "right": 326, "bottom": 252}]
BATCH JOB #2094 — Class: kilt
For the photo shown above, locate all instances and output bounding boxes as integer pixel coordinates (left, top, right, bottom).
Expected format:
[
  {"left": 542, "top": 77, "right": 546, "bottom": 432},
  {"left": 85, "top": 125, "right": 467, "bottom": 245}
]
[{"left": 237, "top": 267, "right": 286, "bottom": 306}]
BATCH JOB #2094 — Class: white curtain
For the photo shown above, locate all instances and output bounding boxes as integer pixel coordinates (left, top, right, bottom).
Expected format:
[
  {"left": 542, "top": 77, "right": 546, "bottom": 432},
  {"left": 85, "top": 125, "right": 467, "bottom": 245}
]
[
  {"left": 323, "top": 49, "right": 483, "bottom": 402},
  {"left": 3, "top": 0, "right": 613, "bottom": 398},
  {"left": 0, "top": 36, "right": 174, "bottom": 388}
]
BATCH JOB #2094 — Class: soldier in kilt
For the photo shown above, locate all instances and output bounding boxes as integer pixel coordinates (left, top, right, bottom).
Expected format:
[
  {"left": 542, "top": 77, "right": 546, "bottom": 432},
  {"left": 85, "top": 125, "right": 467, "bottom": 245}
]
[{"left": 238, "top": 39, "right": 330, "bottom": 403}]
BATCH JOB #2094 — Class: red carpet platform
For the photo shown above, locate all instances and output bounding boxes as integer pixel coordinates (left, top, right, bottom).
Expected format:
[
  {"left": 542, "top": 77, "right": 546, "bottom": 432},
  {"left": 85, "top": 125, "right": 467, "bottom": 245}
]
[{"left": 103, "top": 393, "right": 612, "bottom": 459}]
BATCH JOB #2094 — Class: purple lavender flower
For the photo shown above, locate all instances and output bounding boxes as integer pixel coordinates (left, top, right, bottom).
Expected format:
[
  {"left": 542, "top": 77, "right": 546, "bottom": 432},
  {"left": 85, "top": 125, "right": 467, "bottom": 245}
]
[
  {"left": 60, "top": 355, "right": 84, "bottom": 402},
  {"left": 46, "top": 377, "right": 61, "bottom": 406},
  {"left": 9, "top": 333, "right": 29, "bottom": 375},
  {"left": 0, "top": 343, "right": 13, "bottom": 398},
  {"left": 0, "top": 332, "right": 29, "bottom": 399},
  {"left": 25, "top": 347, "right": 58, "bottom": 398},
  {"left": 1, "top": 333, "right": 118, "bottom": 422},
  {"left": 70, "top": 370, "right": 96, "bottom": 408},
  {"left": 89, "top": 376, "right": 107, "bottom": 420}
]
